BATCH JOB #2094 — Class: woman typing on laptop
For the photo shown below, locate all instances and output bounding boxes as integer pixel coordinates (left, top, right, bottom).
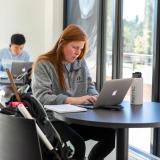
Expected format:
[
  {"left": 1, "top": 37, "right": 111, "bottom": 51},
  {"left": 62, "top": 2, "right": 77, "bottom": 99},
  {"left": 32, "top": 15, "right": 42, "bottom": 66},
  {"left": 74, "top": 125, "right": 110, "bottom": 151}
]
[{"left": 31, "top": 24, "right": 115, "bottom": 160}]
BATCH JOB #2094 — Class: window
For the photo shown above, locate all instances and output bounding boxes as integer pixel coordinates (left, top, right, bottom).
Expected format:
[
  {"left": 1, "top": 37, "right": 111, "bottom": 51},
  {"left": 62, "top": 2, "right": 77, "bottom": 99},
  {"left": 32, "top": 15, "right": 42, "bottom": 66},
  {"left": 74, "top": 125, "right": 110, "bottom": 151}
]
[
  {"left": 64, "top": 0, "right": 159, "bottom": 156},
  {"left": 104, "top": 0, "right": 114, "bottom": 80},
  {"left": 122, "top": 0, "right": 155, "bottom": 153},
  {"left": 64, "top": 0, "right": 100, "bottom": 82}
]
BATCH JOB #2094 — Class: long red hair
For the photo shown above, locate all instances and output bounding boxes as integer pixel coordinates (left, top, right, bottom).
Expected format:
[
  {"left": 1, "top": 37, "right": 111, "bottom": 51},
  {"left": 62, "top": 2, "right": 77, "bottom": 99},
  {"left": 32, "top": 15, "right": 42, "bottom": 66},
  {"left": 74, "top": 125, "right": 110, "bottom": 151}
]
[{"left": 34, "top": 24, "right": 88, "bottom": 90}]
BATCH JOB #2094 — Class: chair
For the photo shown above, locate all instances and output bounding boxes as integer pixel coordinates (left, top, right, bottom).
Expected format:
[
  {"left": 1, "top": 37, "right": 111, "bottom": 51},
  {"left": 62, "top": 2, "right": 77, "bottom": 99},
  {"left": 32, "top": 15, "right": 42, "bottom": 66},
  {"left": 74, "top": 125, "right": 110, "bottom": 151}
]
[
  {"left": 19, "top": 93, "right": 85, "bottom": 160},
  {"left": 5, "top": 68, "right": 85, "bottom": 160}
]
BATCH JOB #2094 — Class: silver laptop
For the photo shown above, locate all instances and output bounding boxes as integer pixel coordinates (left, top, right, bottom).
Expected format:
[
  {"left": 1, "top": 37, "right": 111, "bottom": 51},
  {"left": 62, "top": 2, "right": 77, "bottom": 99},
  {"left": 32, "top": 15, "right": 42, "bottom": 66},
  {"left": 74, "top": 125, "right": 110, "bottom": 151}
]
[
  {"left": 82, "top": 78, "right": 133, "bottom": 110},
  {"left": 11, "top": 61, "right": 33, "bottom": 78}
]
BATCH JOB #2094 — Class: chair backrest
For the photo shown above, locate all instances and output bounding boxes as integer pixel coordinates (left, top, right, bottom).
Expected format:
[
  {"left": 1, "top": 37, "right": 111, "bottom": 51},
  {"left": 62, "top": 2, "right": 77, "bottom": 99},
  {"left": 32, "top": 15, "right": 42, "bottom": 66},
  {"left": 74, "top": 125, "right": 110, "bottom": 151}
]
[
  {"left": 21, "top": 94, "right": 62, "bottom": 144},
  {"left": 20, "top": 93, "right": 73, "bottom": 160}
]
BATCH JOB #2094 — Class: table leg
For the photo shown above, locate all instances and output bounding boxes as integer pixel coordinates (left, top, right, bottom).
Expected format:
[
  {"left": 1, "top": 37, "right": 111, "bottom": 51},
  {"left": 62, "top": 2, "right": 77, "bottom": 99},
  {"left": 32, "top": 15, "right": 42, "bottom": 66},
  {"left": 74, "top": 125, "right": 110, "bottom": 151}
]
[{"left": 116, "top": 128, "right": 129, "bottom": 160}]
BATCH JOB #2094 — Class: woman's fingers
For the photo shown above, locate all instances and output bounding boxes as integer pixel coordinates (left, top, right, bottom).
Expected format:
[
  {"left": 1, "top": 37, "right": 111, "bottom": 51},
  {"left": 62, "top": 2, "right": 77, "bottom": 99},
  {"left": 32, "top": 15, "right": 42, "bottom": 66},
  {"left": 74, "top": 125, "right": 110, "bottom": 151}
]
[{"left": 87, "top": 95, "right": 97, "bottom": 104}]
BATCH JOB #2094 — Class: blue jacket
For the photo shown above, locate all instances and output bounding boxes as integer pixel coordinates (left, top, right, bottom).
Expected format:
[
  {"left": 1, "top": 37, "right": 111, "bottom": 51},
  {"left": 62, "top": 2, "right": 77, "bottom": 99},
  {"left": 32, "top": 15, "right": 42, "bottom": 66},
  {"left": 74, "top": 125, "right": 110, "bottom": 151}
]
[{"left": 31, "top": 59, "right": 98, "bottom": 105}]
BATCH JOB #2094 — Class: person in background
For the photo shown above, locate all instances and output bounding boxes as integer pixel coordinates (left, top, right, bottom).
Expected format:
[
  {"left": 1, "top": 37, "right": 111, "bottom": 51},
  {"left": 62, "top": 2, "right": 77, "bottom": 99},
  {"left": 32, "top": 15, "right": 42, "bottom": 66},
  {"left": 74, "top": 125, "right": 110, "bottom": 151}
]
[
  {"left": 31, "top": 24, "right": 115, "bottom": 160},
  {"left": 0, "top": 33, "right": 30, "bottom": 71}
]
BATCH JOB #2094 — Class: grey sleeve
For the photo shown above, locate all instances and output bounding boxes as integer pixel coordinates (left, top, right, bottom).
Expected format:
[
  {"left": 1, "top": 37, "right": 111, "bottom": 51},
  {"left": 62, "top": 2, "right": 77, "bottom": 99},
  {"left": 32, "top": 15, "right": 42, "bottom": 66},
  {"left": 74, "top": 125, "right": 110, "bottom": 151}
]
[
  {"left": 87, "top": 77, "right": 99, "bottom": 95},
  {"left": 31, "top": 62, "right": 68, "bottom": 105},
  {"left": 83, "top": 59, "right": 99, "bottom": 95}
]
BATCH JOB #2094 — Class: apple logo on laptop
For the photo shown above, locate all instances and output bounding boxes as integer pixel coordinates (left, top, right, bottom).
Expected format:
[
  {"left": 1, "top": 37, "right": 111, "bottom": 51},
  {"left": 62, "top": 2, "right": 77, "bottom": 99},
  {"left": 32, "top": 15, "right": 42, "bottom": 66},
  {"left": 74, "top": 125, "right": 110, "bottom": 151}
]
[
  {"left": 22, "top": 68, "right": 26, "bottom": 72},
  {"left": 112, "top": 90, "right": 117, "bottom": 96}
]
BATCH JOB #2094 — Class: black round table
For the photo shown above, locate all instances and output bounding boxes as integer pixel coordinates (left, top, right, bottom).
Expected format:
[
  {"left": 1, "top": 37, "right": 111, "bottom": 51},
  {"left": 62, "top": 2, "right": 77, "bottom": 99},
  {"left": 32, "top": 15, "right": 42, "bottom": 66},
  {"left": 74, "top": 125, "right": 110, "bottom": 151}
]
[{"left": 53, "top": 101, "right": 160, "bottom": 160}]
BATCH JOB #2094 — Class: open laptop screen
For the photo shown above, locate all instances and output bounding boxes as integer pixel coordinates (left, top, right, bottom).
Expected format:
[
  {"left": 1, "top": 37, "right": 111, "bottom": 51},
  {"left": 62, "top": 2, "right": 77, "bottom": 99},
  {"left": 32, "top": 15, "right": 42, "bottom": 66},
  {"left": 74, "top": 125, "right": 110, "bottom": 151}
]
[
  {"left": 80, "top": 78, "right": 133, "bottom": 110},
  {"left": 11, "top": 61, "right": 33, "bottom": 78}
]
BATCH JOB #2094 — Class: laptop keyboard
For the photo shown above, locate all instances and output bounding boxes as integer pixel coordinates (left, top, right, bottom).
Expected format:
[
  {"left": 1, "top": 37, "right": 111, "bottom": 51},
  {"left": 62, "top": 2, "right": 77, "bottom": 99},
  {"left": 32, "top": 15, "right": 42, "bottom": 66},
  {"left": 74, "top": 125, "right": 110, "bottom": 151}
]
[
  {"left": 79, "top": 104, "right": 124, "bottom": 110},
  {"left": 100, "top": 104, "right": 124, "bottom": 110}
]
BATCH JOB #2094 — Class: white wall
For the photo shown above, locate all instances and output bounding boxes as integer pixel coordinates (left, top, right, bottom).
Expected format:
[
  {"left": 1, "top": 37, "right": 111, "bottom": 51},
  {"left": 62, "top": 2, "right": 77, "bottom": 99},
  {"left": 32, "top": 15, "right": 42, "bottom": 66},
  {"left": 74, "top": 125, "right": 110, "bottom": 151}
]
[
  {"left": 45, "top": 0, "right": 64, "bottom": 52},
  {"left": 0, "top": 0, "right": 63, "bottom": 60},
  {"left": 53, "top": 0, "right": 64, "bottom": 45}
]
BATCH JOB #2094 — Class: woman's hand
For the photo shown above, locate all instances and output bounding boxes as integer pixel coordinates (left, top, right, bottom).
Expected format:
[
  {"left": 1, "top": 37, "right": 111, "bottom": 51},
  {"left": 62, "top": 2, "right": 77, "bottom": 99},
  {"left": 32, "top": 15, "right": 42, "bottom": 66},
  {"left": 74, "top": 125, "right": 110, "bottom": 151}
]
[{"left": 65, "top": 95, "right": 98, "bottom": 105}]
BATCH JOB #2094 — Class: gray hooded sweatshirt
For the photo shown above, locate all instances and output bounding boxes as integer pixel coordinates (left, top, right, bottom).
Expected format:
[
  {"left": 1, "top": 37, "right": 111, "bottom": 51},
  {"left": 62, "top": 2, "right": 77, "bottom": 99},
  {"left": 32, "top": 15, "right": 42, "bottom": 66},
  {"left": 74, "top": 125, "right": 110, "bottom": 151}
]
[{"left": 31, "top": 59, "right": 98, "bottom": 105}]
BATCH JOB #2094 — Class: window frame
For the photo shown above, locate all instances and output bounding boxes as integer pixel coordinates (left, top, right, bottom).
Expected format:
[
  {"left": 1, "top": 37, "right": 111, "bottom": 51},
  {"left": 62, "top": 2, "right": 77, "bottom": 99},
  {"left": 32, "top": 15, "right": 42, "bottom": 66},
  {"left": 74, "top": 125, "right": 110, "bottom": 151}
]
[{"left": 63, "top": 0, "right": 160, "bottom": 156}]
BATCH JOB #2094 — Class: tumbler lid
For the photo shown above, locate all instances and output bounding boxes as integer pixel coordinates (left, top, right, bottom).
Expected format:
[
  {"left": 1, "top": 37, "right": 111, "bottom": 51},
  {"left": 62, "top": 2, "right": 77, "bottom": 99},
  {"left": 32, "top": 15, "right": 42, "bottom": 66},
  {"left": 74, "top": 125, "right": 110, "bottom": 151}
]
[{"left": 132, "top": 72, "right": 142, "bottom": 78}]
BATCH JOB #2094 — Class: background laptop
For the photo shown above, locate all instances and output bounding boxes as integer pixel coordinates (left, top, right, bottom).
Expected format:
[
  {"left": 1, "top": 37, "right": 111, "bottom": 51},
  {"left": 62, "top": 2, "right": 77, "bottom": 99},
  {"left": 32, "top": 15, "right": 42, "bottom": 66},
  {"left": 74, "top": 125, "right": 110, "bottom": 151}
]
[
  {"left": 0, "top": 61, "right": 32, "bottom": 85},
  {"left": 82, "top": 78, "right": 133, "bottom": 110},
  {"left": 11, "top": 61, "right": 33, "bottom": 78}
]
